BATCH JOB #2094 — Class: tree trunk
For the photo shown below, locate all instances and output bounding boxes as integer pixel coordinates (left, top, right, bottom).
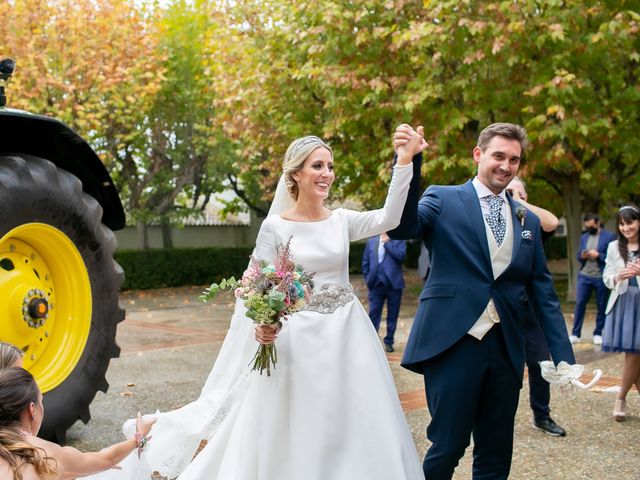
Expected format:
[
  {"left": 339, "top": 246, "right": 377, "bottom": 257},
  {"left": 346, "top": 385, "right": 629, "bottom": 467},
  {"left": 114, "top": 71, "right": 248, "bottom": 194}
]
[
  {"left": 560, "top": 175, "right": 582, "bottom": 302},
  {"left": 161, "top": 220, "right": 173, "bottom": 249},
  {"left": 136, "top": 221, "right": 149, "bottom": 250}
]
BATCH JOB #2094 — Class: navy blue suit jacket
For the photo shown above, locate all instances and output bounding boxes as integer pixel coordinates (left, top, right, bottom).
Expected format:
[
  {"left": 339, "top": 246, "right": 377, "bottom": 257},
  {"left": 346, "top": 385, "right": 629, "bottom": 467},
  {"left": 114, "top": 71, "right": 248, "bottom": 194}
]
[
  {"left": 389, "top": 155, "right": 575, "bottom": 378},
  {"left": 362, "top": 237, "right": 406, "bottom": 290},
  {"left": 577, "top": 229, "right": 616, "bottom": 273}
]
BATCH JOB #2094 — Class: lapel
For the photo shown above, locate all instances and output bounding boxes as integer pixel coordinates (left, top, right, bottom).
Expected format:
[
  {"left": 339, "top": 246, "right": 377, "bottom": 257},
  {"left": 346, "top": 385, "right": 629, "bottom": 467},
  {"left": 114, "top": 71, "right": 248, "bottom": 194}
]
[
  {"left": 597, "top": 230, "right": 609, "bottom": 251},
  {"left": 459, "top": 181, "right": 492, "bottom": 270},
  {"left": 507, "top": 196, "right": 522, "bottom": 268}
]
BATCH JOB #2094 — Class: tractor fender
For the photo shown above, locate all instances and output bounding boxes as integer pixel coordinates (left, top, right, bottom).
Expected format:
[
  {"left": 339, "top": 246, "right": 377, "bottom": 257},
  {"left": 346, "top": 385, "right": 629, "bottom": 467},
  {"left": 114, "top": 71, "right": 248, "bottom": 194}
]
[{"left": 0, "top": 108, "right": 125, "bottom": 231}]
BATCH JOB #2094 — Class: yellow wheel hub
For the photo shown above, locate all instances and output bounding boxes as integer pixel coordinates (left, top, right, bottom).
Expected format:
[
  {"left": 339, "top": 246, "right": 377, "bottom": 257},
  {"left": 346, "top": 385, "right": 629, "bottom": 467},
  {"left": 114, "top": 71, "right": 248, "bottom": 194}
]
[{"left": 0, "top": 223, "right": 91, "bottom": 392}]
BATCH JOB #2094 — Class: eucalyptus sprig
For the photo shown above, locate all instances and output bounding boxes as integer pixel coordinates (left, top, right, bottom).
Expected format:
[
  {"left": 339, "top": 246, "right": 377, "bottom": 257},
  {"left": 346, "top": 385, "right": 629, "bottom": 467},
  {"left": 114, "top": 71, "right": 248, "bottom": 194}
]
[{"left": 200, "top": 277, "right": 240, "bottom": 302}]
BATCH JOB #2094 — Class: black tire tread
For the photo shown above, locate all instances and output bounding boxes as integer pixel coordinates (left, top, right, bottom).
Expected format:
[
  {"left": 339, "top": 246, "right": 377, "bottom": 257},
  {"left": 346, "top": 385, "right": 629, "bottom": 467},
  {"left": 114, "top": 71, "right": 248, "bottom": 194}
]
[{"left": 0, "top": 154, "right": 124, "bottom": 443}]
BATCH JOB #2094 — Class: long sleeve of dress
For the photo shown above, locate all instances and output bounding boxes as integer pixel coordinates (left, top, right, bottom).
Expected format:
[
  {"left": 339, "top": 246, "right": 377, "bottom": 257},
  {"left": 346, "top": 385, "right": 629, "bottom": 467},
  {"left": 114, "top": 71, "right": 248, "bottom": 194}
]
[{"left": 343, "top": 163, "right": 413, "bottom": 242}]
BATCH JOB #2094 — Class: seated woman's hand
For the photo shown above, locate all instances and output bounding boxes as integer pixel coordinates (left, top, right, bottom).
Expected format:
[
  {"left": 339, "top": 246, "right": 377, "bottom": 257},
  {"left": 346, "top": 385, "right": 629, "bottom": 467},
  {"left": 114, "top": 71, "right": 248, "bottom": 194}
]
[
  {"left": 255, "top": 324, "right": 281, "bottom": 345},
  {"left": 136, "top": 412, "right": 156, "bottom": 438}
]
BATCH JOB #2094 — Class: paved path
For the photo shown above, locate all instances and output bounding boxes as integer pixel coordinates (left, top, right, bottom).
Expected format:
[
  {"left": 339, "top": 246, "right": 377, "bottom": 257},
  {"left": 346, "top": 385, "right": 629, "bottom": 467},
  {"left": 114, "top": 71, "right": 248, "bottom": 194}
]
[{"left": 67, "top": 274, "right": 640, "bottom": 479}]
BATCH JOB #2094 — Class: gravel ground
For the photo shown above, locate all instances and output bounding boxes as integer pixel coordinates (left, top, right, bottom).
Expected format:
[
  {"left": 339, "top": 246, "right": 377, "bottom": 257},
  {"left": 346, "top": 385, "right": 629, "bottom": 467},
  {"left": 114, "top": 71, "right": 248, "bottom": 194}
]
[{"left": 66, "top": 273, "right": 640, "bottom": 479}]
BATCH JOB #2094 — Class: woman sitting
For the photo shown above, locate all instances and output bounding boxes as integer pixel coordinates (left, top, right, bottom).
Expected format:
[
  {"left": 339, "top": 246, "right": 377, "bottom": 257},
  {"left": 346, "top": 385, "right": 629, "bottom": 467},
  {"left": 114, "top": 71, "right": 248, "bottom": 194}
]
[{"left": 0, "top": 367, "right": 155, "bottom": 479}]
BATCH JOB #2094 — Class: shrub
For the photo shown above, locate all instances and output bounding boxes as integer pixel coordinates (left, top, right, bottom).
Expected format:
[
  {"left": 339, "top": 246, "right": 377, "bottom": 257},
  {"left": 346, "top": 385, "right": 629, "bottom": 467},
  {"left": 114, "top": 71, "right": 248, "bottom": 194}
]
[
  {"left": 544, "top": 236, "right": 567, "bottom": 260},
  {"left": 116, "top": 247, "right": 253, "bottom": 290}
]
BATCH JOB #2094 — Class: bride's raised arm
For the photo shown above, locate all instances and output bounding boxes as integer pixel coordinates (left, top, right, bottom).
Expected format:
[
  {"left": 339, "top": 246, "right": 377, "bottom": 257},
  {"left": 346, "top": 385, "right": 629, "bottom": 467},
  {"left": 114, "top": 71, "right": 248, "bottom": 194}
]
[{"left": 344, "top": 125, "right": 427, "bottom": 241}]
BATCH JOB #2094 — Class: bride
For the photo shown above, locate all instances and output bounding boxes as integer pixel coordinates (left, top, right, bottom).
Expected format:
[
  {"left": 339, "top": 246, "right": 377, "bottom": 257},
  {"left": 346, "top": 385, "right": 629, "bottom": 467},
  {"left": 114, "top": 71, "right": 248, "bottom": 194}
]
[{"left": 86, "top": 129, "right": 428, "bottom": 480}]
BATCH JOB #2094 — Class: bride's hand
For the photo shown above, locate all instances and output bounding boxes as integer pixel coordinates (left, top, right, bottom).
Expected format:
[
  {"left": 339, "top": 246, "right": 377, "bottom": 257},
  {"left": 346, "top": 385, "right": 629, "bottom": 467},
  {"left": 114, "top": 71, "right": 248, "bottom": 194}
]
[
  {"left": 255, "top": 324, "right": 280, "bottom": 345},
  {"left": 394, "top": 124, "right": 428, "bottom": 165}
]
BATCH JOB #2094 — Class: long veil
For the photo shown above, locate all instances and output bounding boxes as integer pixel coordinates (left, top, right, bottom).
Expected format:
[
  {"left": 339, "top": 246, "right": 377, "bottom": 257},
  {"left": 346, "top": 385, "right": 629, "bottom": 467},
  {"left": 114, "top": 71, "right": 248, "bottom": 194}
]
[
  {"left": 267, "top": 174, "right": 294, "bottom": 218},
  {"left": 86, "top": 176, "right": 291, "bottom": 479}
]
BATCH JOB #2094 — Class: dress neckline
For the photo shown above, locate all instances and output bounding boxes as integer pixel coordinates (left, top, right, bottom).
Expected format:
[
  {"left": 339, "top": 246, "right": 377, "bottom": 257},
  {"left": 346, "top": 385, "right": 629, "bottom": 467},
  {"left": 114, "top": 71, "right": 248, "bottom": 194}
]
[{"left": 277, "top": 212, "right": 334, "bottom": 224}]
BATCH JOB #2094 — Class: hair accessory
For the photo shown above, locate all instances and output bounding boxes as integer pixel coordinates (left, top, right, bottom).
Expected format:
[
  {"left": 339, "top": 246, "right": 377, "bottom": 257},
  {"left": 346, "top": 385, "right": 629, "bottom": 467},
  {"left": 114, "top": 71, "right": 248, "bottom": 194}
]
[
  {"left": 288, "top": 136, "right": 325, "bottom": 156},
  {"left": 619, "top": 205, "right": 640, "bottom": 213},
  {"left": 283, "top": 135, "right": 332, "bottom": 172}
]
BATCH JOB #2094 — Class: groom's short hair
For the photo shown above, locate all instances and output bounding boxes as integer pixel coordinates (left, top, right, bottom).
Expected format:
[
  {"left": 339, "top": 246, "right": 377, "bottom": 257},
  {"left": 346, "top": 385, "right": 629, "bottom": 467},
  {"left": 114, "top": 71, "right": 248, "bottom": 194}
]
[{"left": 477, "top": 123, "right": 528, "bottom": 161}]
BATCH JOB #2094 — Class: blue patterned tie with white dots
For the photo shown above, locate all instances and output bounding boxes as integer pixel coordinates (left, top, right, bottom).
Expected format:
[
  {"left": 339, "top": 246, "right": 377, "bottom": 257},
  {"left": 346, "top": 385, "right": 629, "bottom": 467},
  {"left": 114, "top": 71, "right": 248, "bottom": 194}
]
[{"left": 486, "top": 195, "right": 506, "bottom": 246}]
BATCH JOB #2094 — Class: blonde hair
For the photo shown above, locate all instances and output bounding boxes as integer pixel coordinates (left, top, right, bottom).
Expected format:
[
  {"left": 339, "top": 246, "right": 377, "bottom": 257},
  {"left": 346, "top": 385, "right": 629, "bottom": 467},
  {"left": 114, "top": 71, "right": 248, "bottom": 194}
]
[
  {"left": 0, "top": 429, "right": 57, "bottom": 480},
  {"left": 283, "top": 136, "right": 333, "bottom": 200},
  {"left": 0, "top": 344, "right": 23, "bottom": 370}
]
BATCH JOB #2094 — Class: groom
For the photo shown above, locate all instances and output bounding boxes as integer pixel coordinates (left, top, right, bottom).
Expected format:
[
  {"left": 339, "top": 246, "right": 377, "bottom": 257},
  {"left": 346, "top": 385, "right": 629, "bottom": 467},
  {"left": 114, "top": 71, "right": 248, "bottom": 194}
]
[{"left": 389, "top": 123, "right": 575, "bottom": 479}]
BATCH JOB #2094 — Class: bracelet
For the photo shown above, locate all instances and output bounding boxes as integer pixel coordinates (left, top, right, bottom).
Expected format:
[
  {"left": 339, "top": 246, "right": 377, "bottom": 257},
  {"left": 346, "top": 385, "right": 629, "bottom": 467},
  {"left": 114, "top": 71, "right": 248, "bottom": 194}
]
[{"left": 134, "top": 432, "right": 148, "bottom": 458}]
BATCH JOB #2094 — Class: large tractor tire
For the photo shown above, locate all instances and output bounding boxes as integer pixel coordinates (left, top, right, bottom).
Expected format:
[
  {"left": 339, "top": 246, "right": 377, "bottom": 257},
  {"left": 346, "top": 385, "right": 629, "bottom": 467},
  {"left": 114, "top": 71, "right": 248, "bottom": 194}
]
[{"left": 0, "top": 154, "right": 124, "bottom": 444}]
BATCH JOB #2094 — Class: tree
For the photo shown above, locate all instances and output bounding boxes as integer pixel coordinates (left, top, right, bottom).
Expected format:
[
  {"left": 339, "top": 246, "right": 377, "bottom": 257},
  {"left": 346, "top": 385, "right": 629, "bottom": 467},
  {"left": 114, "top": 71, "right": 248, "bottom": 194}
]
[
  {"left": 0, "top": 0, "right": 163, "bottom": 164},
  {"left": 115, "top": 0, "right": 230, "bottom": 248},
  {"left": 213, "top": 0, "right": 638, "bottom": 299},
  {"left": 1, "top": 0, "right": 164, "bottom": 250},
  {"left": 387, "top": 0, "right": 640, "bottom": 298}
]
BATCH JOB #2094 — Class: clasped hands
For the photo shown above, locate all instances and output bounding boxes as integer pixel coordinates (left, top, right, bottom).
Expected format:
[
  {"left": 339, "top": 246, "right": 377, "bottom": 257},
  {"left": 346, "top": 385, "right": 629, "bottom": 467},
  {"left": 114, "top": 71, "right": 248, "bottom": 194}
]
[
  {"left": 580, "top": 249, "right": 599, "bottom": 260},
  {"left": 616, "top": 259, "right": 640, "bottom": 282},
  {"left": 393, "top": 124, "right": 429, "bottom": 165}
]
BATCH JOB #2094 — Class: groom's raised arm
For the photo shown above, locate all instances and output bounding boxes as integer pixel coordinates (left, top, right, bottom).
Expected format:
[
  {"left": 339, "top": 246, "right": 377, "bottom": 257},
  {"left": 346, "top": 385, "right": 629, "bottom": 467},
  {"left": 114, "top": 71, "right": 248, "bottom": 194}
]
[
  {"left": 389, "top": 153, "right": 442, "bottom": 241},
  {"left": 388, "top": 153, "right": 422, "bottom": 240}
]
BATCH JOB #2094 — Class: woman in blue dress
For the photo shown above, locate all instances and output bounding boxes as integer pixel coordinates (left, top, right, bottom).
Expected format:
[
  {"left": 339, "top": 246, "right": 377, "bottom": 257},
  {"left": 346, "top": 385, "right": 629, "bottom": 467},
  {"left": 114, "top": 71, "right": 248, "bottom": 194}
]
[{"left": 602, "top": 205, "right": 640, "bottom": 421}]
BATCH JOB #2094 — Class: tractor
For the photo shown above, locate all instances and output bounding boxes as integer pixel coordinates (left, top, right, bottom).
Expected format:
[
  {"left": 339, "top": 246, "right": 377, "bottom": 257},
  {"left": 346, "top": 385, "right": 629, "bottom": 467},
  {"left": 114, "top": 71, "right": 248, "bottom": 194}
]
[{"left": 0, "top": 58, "right": 125, "bottom": 444}]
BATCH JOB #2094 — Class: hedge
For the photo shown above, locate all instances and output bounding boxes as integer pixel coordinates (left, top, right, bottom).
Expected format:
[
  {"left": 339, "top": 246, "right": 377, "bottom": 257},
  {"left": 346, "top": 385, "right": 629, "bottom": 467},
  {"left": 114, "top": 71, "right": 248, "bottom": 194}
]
[
  {"left": 116, "top": 237, "right": 565, "bottom": 290},
  {"left": 116, "top": 247, "right": 253, "bottom": 290},
  {"left": 544, "top": 235, "right": 567, "bottom": 260}
]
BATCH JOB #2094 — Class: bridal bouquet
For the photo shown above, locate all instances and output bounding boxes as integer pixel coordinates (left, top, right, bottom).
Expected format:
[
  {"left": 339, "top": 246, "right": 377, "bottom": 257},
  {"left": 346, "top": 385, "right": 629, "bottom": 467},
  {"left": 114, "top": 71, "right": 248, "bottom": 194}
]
[{"left": 201, "top": 237, "right": 314, "bottom": 375}]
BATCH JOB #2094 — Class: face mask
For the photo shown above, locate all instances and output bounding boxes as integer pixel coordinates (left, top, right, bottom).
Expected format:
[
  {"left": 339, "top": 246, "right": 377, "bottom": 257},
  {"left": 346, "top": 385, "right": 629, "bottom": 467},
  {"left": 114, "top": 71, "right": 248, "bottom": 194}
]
[{"left": 588, "top": 226, "right": 598, "bottom": 235}]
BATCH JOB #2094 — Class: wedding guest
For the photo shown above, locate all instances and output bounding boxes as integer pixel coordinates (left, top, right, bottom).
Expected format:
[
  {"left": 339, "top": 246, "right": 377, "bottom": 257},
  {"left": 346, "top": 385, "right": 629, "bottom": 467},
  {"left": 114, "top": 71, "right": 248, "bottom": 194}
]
[
  {"left": 506, "top": 177, "right": 567, "bottom": 437},
  {"left": 571, "top": 213, "right": 616, "bottom": 345},
  {"left": 0, "top": 343, "right": 23, "bottom": 369},
  {"left": 0, "top": 367, "right": 155, "bottom": 479},
  {"left": 362, "top": 233, "right": 407, "bottom": 352},
  {"left": 602, "top": 205, "right": 640, "bottom": 421}
]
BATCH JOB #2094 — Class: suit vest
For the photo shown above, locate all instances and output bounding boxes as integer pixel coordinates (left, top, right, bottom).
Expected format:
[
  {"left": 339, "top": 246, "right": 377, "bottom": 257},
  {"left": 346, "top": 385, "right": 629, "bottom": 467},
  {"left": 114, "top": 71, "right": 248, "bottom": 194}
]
[{"left": 467, "top": 206, "right": 514, "bottom": 339}]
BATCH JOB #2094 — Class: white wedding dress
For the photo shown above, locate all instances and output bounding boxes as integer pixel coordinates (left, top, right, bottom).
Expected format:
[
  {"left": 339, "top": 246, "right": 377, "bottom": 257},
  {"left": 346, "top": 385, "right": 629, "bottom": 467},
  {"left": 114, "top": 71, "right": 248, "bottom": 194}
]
[{"left": 84, "top": 164, "right": 423, "bottom": 480}]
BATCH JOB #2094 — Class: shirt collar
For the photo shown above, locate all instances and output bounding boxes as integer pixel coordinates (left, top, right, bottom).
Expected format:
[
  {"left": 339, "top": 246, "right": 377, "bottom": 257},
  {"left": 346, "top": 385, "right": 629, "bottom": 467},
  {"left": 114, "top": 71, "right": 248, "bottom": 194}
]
[{"left": 472, "top": 176, "right": 508, "bottom": 203}]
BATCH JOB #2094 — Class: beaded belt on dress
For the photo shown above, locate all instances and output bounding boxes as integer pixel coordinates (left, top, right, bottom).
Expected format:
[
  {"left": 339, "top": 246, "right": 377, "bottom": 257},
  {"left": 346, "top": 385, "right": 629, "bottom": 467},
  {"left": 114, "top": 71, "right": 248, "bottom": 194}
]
[{"left": 302, "top": 283, "right": 355, "bottom": 314}]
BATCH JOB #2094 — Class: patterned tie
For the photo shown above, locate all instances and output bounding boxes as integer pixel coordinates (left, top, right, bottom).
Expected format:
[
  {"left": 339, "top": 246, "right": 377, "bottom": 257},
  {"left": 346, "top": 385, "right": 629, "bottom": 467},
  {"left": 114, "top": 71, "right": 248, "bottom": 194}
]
[{"left": 486, "top": 195, "right": 506, "bottom": 246}]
